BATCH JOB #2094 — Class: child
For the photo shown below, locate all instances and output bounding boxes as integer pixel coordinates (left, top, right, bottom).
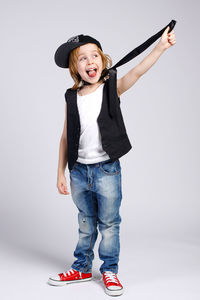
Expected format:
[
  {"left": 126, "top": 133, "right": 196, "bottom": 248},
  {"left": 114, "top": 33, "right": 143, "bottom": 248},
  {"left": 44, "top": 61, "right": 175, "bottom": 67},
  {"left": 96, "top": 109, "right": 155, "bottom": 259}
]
[{"left": 48, "top": 23, "right": 176, "bottom": 296}]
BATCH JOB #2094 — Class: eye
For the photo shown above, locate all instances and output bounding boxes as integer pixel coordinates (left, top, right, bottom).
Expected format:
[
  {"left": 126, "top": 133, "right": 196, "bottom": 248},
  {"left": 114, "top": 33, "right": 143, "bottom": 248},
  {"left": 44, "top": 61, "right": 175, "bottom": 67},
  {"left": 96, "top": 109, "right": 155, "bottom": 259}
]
[{"left": 80, "top": 57, "right": 86, "bottom": 61}]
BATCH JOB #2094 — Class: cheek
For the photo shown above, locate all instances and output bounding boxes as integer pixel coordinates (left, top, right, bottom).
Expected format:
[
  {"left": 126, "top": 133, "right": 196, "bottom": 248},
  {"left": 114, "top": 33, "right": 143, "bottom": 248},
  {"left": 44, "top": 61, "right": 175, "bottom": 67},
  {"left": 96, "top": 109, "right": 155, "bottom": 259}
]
[
  {"left": 98, "top": 59, "right": 103, "bottom": 70},
  {"left": 77, "top": 64, "right": 85, "bottom": 74}
]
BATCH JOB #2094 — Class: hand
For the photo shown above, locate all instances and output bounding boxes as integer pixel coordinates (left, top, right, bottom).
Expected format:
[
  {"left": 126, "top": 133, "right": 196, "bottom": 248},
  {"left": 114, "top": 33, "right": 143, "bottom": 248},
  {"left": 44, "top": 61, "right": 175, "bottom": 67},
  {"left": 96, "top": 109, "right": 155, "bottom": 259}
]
[
  {"left": 57, "top": 174, "right": 70, "bottom": 195},
  {"left": 157, "top": 26, "right": 176, "bottom": 51}
]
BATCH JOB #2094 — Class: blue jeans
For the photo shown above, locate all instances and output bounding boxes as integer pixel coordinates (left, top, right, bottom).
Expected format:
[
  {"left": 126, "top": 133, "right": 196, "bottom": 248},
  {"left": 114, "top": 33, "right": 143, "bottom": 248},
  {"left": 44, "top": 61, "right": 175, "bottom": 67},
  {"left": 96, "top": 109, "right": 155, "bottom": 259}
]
[{"left": 69, "top": 158, "right": 122, "bottom": 274}]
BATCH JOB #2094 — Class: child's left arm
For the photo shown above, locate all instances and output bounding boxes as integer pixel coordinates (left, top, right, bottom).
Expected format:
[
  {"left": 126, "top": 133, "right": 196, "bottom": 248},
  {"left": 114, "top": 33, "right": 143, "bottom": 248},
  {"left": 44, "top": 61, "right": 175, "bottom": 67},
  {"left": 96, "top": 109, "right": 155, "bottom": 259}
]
[{"left": 117, "top": 26, "right": 176, "bottom": 97}]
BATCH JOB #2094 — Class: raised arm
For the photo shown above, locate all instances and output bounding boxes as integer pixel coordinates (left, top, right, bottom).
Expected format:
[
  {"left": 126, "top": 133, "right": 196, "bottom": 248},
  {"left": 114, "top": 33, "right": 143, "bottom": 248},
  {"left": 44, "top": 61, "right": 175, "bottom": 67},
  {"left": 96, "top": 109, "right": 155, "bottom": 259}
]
[{"left": 117, "top": 27, "right": 176, "bottom": 97}]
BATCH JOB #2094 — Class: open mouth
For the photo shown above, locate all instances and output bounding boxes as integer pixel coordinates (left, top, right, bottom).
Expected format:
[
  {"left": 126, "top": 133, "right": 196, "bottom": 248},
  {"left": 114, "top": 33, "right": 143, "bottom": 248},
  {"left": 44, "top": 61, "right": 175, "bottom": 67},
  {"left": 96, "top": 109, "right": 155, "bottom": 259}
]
[{"left": 86, "top": 68, "right": 97, "bottom": 78}]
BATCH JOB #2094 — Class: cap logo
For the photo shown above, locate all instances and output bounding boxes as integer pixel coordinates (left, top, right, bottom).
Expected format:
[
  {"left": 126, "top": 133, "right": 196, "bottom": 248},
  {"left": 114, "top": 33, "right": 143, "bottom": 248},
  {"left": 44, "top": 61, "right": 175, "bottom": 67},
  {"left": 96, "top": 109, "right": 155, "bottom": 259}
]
[{"left": 67, "top": 35, "right": 79, "bottom": 43}]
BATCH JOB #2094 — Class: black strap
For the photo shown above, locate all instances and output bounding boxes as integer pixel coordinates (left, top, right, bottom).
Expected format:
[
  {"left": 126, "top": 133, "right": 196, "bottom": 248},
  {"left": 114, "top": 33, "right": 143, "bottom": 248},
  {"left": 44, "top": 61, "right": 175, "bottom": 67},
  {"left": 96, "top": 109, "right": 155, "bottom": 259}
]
[
  {"left": 106, "top": 19, "right": 177, "bottom": 118},
  {"left": 111, "top": 19, "right": 176, "bottom": 70}
]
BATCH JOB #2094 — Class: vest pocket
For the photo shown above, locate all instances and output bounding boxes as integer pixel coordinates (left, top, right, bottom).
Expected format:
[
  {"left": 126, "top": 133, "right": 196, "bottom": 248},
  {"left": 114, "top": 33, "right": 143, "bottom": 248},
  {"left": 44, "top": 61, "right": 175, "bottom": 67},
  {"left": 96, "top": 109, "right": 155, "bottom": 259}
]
[{"left": 99, "top": 159, "right": 120, "bottom": 175}]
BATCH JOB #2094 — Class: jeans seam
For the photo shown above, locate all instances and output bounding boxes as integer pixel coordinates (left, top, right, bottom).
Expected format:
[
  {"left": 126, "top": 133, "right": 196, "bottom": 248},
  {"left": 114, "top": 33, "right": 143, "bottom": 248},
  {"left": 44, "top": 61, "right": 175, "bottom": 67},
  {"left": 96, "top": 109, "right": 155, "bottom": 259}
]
[{"left": 84, "top": 191, "right": 97, "bottom": 272}]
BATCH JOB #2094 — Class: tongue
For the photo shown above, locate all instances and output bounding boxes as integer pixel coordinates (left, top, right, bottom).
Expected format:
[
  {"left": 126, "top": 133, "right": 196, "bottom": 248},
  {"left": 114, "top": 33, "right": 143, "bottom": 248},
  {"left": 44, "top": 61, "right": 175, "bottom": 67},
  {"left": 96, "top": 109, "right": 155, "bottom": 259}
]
[{"left": 88, "top": 70, "right": 97, "bottom": 77}]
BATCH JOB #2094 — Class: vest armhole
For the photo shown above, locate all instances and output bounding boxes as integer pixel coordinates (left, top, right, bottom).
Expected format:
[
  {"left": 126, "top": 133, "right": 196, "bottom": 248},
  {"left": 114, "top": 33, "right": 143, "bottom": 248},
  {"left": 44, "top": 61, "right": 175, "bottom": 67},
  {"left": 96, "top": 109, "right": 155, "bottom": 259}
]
[
  {"left": 115, "top": 78, "right": 121, "bottom": 105},
  {"left": 108, "top": 72, "right": 121, "bottom": 106},
  {"left": 64, "top": 89, "right": 71, "bottom": 103}
]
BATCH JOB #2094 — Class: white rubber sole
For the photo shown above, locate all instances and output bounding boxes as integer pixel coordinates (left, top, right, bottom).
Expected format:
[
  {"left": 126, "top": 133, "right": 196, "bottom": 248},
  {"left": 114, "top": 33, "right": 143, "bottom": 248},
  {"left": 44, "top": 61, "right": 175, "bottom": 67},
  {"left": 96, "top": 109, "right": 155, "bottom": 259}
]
[
  {"left": 48, "top": 276, "right": 92, "bottom": 286},
  {"left": 105, "top": 286, "right": 124, "bottom": 296}
]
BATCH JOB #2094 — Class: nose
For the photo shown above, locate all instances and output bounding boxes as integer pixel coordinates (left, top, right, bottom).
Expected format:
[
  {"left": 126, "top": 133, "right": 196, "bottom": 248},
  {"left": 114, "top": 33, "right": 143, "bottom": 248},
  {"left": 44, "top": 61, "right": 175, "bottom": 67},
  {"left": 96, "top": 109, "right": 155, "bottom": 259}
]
[{"left": 87, "top": 56, "right": 94, "bottom": 64}]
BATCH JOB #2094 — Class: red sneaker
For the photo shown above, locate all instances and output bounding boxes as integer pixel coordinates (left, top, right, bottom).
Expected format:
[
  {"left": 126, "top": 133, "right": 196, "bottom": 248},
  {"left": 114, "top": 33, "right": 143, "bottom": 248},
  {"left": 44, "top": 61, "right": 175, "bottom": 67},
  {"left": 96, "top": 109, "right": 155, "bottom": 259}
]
[
  {"left": 102, "top": 271, "right": 123, "bottom": 296},
  {"left": 48, "top": 268, "right": 92, "bottom": 286}
]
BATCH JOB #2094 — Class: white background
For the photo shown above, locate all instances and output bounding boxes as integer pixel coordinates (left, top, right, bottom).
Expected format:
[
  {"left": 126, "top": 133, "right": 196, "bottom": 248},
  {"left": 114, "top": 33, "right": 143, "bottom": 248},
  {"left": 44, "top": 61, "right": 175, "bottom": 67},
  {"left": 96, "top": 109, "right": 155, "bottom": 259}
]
[{"left": 0, "top": 0, "right": 199, "bottom": 299}]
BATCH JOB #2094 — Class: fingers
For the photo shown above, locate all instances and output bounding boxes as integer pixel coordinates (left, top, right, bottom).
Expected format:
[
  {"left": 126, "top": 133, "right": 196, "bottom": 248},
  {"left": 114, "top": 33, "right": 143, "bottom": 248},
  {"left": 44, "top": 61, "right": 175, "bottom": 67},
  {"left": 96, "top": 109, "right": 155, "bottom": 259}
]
[
  {"left": 63, "top": 184, "right": 70, "bottom": 195},
  {"left": 168, "top": 30, "right": 176, "bottom": 45},
  {"left": 57, "top": 182, "right": 70, "bottom": 195}
]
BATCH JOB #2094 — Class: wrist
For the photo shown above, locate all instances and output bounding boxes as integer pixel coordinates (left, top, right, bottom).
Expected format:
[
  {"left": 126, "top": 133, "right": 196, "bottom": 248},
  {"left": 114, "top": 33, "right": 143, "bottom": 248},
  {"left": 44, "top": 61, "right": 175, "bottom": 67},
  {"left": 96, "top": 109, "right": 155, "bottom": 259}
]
[
  {"left": 57, "top": 168, "right": 65, "bottom": 178},
  {"left": 155, "top": 43, "right": 166, "bottom": 53}
]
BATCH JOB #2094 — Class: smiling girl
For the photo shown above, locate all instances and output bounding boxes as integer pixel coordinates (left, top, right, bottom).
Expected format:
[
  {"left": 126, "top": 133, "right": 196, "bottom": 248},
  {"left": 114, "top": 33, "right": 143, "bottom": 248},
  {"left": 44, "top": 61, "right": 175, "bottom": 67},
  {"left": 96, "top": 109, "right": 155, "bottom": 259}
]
[{"left": 48, "top": 22, "right": 176, "bottom": 296}]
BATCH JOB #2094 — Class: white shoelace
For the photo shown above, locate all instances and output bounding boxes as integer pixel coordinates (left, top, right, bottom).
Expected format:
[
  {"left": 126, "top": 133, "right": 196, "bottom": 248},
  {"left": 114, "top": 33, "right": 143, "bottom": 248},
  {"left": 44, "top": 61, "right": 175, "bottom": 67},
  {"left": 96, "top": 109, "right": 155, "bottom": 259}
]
[
  {"left": 63, "top": 268, "right": 75, "bottom": 277},
  {"left": 104, "top": 271, "right": 118, "bottom": 284}
]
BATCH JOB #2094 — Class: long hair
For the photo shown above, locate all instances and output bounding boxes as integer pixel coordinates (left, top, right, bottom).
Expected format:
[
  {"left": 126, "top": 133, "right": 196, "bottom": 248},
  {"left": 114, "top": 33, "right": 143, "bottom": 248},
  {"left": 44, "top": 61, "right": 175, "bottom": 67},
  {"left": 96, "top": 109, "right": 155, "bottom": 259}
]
[{"left": 69, "top": 45, "right": 112, "bottom": 90}]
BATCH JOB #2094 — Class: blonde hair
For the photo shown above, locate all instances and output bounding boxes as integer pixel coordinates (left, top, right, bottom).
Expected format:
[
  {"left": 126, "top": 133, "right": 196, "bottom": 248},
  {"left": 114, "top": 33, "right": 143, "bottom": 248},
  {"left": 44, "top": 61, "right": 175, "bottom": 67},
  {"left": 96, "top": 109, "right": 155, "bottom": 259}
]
[{"left": 68, "top": 44, "right": 112, "bottom": 90}]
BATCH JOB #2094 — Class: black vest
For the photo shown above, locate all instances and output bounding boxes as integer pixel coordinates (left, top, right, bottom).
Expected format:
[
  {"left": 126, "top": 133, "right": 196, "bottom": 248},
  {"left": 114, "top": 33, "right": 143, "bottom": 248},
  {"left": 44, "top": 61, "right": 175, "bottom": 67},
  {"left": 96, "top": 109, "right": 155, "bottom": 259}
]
[{"left": 65, "top": 76, "right": 132, "bottom": 171}]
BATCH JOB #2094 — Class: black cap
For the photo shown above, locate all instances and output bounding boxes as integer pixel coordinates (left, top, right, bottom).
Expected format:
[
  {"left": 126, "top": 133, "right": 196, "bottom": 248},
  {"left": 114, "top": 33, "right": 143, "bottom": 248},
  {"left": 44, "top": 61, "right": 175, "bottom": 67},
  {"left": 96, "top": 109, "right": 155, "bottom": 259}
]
[{"left": 54, "top": 34, "right": 103, "bottom": 68}]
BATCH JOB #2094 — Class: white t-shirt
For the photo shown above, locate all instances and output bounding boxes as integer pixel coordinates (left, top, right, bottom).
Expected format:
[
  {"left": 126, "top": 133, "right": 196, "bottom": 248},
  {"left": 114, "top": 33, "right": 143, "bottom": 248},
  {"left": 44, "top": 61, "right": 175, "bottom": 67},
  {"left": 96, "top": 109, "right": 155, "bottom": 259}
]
[{"left": 76, "top": 83, "right": 110, "bottom": 164}]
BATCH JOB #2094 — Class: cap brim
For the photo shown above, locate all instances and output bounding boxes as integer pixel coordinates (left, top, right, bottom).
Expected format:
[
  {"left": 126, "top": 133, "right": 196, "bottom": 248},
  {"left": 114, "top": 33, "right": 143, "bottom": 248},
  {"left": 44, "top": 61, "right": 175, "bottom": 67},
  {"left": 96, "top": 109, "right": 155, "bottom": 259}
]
[{"left": 54, "top": 42, "right": 86, "bottom": 68}]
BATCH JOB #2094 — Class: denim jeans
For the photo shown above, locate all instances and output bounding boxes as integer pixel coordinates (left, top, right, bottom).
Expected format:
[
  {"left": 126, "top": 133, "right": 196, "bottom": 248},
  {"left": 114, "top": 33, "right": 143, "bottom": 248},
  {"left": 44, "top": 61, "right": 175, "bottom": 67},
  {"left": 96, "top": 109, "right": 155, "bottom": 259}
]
[{"left": 69, "top": 158, "right": 122, "bottom": 274}]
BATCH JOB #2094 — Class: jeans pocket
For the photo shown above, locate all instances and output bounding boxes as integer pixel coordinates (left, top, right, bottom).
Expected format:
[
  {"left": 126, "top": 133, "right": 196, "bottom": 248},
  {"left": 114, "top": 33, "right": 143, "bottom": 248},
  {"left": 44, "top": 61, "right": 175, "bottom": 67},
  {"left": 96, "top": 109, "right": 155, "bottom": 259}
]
[{"left": 99, "top": 159, "right": 120, "bottom": 175}]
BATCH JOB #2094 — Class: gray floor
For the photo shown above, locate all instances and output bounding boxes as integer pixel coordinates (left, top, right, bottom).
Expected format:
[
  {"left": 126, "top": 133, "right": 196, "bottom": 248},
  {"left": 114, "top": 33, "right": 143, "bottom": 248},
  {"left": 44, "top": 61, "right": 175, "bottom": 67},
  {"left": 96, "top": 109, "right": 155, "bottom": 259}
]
[{"left": 1, "top": 236, "right": 200, "bottom": 300}]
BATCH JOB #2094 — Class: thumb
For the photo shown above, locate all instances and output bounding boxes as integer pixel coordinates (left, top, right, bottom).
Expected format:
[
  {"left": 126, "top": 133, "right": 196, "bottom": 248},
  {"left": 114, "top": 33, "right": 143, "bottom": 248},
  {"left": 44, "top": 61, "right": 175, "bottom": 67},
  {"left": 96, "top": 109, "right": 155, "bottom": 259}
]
[{"left": 165, "top": 26, "right": 170, "bottom": 34}]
